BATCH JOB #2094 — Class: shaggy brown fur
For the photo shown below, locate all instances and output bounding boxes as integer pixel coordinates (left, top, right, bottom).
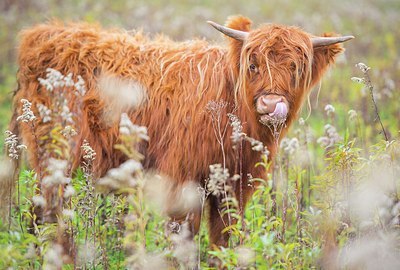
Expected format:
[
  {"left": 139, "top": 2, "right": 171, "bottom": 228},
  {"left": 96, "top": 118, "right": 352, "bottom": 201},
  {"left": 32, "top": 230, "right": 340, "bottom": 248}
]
[{"left": 12, "top": 15, "right": 347, "bottom": 246}]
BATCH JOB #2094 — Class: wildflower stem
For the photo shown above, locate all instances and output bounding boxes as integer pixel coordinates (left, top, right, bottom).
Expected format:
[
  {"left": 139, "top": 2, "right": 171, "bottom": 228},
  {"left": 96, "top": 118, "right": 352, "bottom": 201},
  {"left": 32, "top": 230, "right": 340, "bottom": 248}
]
[
  {"left": 206, "top": 101, "right": 232, "bottom": 236},
  {"left": 362, "top": 69, "right": 389, "bottom": 141},
  {"left": 8, "top": 174, "right": 13, "bottom": 231},
  {"left": 17, "top": 169, "right": 25, "bottom": 234}
]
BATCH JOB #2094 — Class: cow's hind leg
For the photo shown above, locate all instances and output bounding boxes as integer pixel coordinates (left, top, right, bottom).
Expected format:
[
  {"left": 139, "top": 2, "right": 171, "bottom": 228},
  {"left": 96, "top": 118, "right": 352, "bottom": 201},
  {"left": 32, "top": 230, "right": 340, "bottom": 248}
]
[
  {"left": 167, "top": 208, "right": 202, "bottom": 236},
  {"left": 1, "top": 109, "right": 20, "bottom": 226}
]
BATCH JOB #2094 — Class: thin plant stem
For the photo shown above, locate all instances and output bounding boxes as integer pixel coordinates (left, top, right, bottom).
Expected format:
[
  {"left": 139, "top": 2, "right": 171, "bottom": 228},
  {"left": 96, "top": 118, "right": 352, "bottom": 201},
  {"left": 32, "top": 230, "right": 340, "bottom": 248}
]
[
  {"left": 357, "top": 64, "right": 389, "bottom": 141},
  {"left": 207, "top": 101, "right": 232, "bottom": 236}
]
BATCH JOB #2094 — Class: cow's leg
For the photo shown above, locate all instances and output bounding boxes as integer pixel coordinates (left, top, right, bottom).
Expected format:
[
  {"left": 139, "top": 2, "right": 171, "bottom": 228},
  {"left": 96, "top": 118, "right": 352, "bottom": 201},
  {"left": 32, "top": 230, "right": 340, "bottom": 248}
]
[
  {"left": 165, "top": 183, "right": 203, "bottom": 238},
  {"left": 208, "top": 195, "right": 234, "bottom": 247},
  {"left": 234, "top": 175, "right": 255, "bottom": 226},
  {"left": 167, "top": 208, "right": 202, "bottom": 237},
  {"left": 208, "top": 177, "right": 255, "bottom": 247},
  {"left": 190, "top": 210, "right": 202, "bottom": 236}
]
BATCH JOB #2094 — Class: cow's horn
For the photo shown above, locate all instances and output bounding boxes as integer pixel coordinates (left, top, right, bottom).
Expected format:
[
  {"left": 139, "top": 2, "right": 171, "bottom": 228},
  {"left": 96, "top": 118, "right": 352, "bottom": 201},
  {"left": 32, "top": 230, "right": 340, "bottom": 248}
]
[
  {"left": 207, "top": 21, "right": 249, "bottom": 41},
  {"left": 311, "top": 35, "right": 355, "bottom": 47}
]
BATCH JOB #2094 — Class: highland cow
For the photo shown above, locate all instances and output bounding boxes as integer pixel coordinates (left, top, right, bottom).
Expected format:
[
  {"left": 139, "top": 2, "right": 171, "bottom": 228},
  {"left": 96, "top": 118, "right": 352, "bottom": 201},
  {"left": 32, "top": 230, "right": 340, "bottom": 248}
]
[{"left": 10, "top": 16, "right": 353, "bottom": 246}]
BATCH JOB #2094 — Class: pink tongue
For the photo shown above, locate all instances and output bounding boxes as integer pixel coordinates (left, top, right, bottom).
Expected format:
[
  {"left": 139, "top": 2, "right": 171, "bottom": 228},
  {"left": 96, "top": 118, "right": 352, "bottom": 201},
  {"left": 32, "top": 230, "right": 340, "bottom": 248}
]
[{"left": 269, "top": 102, "right": 288, "bottom": 119}]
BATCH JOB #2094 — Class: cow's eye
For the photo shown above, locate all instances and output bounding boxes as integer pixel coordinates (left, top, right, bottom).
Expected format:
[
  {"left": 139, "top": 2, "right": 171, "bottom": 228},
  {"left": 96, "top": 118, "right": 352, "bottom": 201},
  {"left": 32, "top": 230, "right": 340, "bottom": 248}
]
[{"left": 249, "top": 63, "right": 258, "bottom": 73}]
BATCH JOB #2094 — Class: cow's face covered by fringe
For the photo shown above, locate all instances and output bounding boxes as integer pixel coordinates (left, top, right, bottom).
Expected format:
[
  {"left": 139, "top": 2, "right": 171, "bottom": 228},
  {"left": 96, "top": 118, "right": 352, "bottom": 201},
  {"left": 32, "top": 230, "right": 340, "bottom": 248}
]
[
  {"left": 209, "top": 16, "right": 353, "bottom": 127},
  {"left": 240, "top": 26, "right": 312, "bottom": 126}
]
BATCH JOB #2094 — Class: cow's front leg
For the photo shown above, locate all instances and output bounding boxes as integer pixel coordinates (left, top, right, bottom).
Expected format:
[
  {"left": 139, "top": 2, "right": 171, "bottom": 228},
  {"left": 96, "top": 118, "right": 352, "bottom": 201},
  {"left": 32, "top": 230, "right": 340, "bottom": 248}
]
[
  {"left": 208, "top": 194, "right": 237, "bottom": 247},
  {"left": 208, "top": 177, "right": 255, "bottom": 247}
]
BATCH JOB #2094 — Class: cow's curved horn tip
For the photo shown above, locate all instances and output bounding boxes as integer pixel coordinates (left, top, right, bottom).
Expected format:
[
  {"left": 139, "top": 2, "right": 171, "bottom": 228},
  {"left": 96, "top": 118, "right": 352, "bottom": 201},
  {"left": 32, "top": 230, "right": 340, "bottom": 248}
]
[{"left": 344, "top": 35, "right": 355, "bottom": 41}]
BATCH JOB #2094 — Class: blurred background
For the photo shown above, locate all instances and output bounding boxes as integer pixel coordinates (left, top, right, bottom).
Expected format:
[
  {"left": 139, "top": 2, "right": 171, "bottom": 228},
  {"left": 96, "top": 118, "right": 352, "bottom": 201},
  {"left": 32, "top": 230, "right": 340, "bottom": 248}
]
[{"left": 0, "top": 0, "right": 399, "bottom": 147}]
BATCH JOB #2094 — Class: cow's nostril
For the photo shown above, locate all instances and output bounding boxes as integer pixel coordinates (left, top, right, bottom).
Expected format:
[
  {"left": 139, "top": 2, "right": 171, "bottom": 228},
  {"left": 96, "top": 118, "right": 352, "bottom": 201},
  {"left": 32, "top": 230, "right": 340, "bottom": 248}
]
[
  {"left": 261, "top": 96, "right": 269, "bottom": 107},
  {"left": 259, "top": 95, "right": 281, "bottom": 113}
]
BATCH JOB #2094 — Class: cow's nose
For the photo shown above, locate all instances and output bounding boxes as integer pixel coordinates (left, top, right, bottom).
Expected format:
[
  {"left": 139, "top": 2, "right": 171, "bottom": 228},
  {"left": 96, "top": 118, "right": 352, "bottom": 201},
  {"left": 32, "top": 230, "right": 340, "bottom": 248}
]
[{"left": 258, "top": 95, "right": 284, "bottom": 114}]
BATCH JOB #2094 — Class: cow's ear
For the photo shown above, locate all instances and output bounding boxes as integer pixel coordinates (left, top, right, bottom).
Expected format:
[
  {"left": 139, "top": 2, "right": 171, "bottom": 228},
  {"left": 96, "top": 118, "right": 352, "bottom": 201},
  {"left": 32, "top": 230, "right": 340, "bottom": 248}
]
[
  {"left": 225, "top": 15, "right": 252, "bottom": 34},
  {"left": 225, "top": 16, "right": 252, "bottom": 69},
  {"left": 310, "top": 33, "right": 345, "bottom": 87}
]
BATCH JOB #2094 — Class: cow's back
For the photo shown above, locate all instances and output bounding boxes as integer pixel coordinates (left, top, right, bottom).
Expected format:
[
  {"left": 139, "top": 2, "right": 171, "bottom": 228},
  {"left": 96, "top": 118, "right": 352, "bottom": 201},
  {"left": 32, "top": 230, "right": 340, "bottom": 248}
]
[
  {"left": 15, "top": 22, "right": 128, "bottom": 176},
  {"left": 14, "top": 21, "right": 234, "bottom": 181}
]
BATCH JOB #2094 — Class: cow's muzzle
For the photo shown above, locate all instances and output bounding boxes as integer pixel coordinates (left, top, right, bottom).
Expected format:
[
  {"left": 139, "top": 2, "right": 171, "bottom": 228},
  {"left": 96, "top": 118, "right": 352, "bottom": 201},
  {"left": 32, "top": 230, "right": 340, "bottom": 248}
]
[{"left": 255, "top": 94, "right": 289, "bottom": 123}]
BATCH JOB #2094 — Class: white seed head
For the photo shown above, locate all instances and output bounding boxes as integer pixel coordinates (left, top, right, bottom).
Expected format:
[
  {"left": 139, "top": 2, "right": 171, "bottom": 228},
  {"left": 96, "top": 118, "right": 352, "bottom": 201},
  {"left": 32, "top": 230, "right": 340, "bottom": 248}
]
[
  {"left": 348, "top": 110, "right": 358, "bottom": 121},
  {"left": 324, "top": 104, "right": 335, "bottom": 116},
  {"left": 236, "top": 246, "right": 256, "bottom": 266},
  {"left": 4, "top": 130, "right": 25, "bottom": 159},
  {"left": 280, "top": 137, "right": 300, "bottom": 155},
  {"left": 228, "top": 113, "right": 245, "bottom": 144},
  {"left": 43, "top": 243, "right": 63, "bottom": 269},
  {"left": 42, "top": 158, "right": 69, "bottom": 186},
  {"left": 32, "top": 195, "right": 46, "bottom": 207},
  {"left": 207, "top": 164, "right": 229, "bottom": 197},
  {"left": 355, "top": 62, "right": 371, "bottom": 73},
  {"left": 17, "top": 99, "right": 36, "bottom": 123},
  {"left": 119, "top": 113, "right": 149, "bottom": 140},
  {"left": 97, "top": 159, "right": 142, "bottom": 190},
  {"left": 351, "top": 77, "right": 365, "bottom": 84},
  {"left": 62, "top": 209, "right": 75, "bottom": 219},
  {"left": 64, "top": 185, "right": 75, "bottom": 198},
  {"left": 81, "top": 140, "right": 96, "bottom": 162},
  {"left": 318, "top": 124, "right": 342, "bottom": 148},
  {"left": 61, "top": 125, "right": 78, "bottom": 138},
  {"left": 74, "top": 75, "right": 86, "bottom": 96},
  {"left": 36, "top": 103, "right": 52, "bottom": 123}
]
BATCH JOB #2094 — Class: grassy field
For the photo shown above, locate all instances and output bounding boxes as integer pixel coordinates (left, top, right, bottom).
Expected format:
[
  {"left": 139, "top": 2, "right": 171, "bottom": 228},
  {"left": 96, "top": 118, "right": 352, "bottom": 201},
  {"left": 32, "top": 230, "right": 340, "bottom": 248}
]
[{"left": 0, "top": 0, "right": 399, "bottom": 269}]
